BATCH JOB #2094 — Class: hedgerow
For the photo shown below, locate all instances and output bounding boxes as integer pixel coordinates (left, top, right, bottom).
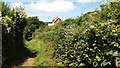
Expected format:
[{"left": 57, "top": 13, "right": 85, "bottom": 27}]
[{"left": 37, "top": 2, "right": 120, "bottom": 67}]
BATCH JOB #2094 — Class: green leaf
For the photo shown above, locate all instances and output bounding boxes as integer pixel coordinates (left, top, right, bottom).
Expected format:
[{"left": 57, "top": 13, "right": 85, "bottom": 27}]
[
  {"left": 114, "top": 43, "right": 119, "bottom": 47},
  {"left": 113, "top": 51, "right": 119, "bottom": 56},
  {"left": 101, "top": 60, "right": 111, "bottom": 66},
  {"left": 96, "top": 55, "right": 101, "bottom": 61}
]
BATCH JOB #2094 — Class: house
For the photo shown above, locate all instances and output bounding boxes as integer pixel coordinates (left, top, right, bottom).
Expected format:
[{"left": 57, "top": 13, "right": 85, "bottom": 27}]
[{"left": 48, "top": 17, "right": 62, "bottom": 26}]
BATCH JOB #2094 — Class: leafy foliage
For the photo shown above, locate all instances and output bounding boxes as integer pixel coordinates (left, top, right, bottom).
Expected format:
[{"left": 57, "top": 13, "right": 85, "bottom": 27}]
[
  {"left": 1, "top": 3, "right": 32, "bottom": 68},
  {"left": 37, "top": 1, "right": 120, "bottom": 67},
  {"left": 24, "top": 16, "right": 44, "bottom": 41},
  {"left": 1, "top": 2, "right": 45, "bottom": 68},
  {"left": 2, "top": 1, "right": 120, "bottom": 68}
]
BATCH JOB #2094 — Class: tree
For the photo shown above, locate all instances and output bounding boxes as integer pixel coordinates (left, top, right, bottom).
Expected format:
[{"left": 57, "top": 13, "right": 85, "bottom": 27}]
[{"left": 24, "top": 16, "right": 44, "bottom": 41}]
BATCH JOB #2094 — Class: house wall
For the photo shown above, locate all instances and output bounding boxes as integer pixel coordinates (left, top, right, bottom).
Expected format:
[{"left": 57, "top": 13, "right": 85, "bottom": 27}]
[
  {"left": 54, "top": 19, "right": 62, "bottom": 25},
  {"left": 48, "top": 23, "right": 54, "bottom": 26},
  {"left": 48, "top": 18, "right": 62, "bottom": 26}
]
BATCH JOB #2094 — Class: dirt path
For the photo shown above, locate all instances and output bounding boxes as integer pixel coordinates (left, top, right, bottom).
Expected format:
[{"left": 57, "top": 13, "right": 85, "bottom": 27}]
[
  {"left": 22, "top": 58, "right": 35, "bottom": 66},
  {"left": 16, "top": 37, "right": 57, "bottom": 67}
]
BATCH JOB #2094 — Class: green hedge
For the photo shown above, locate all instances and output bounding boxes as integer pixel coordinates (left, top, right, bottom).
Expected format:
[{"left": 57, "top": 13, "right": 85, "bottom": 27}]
[{"left": 37, "top": 2, "right": 120, "bottom": 67}]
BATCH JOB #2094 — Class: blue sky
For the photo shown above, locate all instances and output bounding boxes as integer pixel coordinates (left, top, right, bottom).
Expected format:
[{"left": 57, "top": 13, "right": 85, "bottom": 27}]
[{"left": 4, "top": 0, "right": 101, "bottom": 22}]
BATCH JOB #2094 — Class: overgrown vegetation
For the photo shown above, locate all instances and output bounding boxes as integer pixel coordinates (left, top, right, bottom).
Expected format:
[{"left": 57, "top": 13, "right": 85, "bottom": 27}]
[
  {"left": 2, "top": 2, "right": 29, "bottom": 68},
  {"left": 24, "top": 16, "right": 44, "bottom": 41},
  {"left": 1, "top": 2, "right": 44, "bottom": 68},
  {"left": 1, "top": 1, "right": 120, "bottom": 68},
  {"left": 25, "top": 39, "right": 57, "bottom": 66},
  {"left": 36, "top": 1, "right": 120, "bottom": 67}
]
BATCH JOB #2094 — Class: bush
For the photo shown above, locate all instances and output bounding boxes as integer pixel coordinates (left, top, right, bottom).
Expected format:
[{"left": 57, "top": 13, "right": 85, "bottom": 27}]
[{"left": 37, "top": 2, "right": 120, "bottom": 67}]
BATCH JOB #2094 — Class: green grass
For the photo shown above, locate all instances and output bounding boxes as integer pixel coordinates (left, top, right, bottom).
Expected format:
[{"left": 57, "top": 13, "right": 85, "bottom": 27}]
[{"left": 25, "top": 38, "right": 57, "bottom": 66}]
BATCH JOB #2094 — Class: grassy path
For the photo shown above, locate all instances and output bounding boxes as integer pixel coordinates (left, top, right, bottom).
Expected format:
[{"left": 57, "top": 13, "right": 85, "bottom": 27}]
[{"left": 22, "top": 38, "right": 57, "bottom": 66}]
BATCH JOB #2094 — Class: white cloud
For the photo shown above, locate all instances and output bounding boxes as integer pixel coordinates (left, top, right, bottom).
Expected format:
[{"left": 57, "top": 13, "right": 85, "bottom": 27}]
[
  {"left": 10, "top": 2, "right": 24, "bottom": 9},
  {"left": 25, "top": 0, "right": 74, "bottom": 13},
  {"left": 27, "top": 13, "right": 37, "bottom": 17},
  {"left": 78, "top": 0, "right": 100, "bottom": 3}
]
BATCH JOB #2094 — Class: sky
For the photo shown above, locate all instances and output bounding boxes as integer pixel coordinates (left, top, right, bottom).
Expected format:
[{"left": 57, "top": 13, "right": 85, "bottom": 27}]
[{"left": 4, "top": 0, "right": 101, "bottom": 22}]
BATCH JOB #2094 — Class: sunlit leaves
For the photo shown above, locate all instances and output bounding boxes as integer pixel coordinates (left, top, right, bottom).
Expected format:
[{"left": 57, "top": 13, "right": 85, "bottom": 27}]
[
  {"left": 49, "top": 1, "right": 120, "bottom": 67},
  {"left": 32, "top": 1, "right": 120, "bottom": 67},
  {"left": 2, "top": 2, "right": 28, "bottom": 68}
]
